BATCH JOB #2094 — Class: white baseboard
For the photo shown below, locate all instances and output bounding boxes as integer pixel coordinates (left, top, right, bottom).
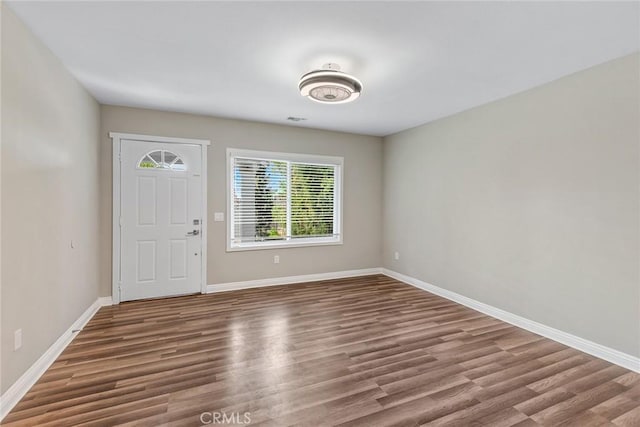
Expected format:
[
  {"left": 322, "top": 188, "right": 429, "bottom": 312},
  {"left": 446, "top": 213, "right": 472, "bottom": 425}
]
[
  {"left": 207, "top": 268, "right": 383, "bottom": 293},
  {"left": 382, "top": 268, "right": 640, "bottom": 373},
  {"left": 97, "top": 296, "right": 114, "bottom": 307},
  {"left": 0, "top": 296, "right": 112, "bottom": 422}
]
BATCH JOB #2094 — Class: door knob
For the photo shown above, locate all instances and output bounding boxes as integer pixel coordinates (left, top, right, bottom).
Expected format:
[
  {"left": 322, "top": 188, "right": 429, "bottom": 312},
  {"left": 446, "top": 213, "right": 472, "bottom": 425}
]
[{"left": 187, "top": 230, "right": 200, "bottom": 236}]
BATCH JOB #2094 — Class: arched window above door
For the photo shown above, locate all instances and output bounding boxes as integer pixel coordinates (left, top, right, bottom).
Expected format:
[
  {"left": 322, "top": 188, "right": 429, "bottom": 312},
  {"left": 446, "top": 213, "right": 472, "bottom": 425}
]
[{"left": 138, "top": 150, "right": 186, "bottom": 171}]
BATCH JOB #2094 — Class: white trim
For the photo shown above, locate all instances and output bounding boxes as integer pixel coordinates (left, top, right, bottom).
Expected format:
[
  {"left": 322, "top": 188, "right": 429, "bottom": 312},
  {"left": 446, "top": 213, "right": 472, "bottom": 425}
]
[
  {"left": 227, "top": 238, "right": 343, "bottom": 252},
  {"left": 109, "top": 132, "right": 210, "bottom": 146},
  {"left": 0, "top": 297, "right": 112, "bottom": 422},
  {"left": 382, "top": 268, "right": 640, "bottom": 373},
  {"left": 97, "top": 296, "right": 114, "bottom": 306},
  {"left": 111, "top": 133, "right": 210, "bottom": 303},
  {"left": 227, "top": 148, "right": 342, "bottom": 165},
  {"left": 112, "top": 136, "right": 122, "bottom": 303},
  {"left": 207, "top": 268, "right": 382, "bottom": 293},
  {"left": 200, "top": 140, "right": 208, "bottom": 295},
  {"left": 226, "top": 148, "right": 344, "bottom": 252}
]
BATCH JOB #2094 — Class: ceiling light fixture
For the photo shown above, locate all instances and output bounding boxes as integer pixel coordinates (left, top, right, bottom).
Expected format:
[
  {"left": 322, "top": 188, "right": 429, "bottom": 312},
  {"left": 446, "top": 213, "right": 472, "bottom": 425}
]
[{"left": 299, "top": 63, "right": 363, "bottom": 104}]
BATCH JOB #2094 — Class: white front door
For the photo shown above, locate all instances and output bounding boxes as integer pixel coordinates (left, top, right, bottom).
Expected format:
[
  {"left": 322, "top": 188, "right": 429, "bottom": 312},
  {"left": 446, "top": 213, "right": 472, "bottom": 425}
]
[{"left": 119, "top": 139, "right": 203, "bottom": 301}]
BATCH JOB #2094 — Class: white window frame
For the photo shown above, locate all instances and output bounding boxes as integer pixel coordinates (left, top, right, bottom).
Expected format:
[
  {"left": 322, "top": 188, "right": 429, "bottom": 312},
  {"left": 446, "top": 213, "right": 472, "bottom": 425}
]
[{"left": 227, "top": 148, "right": 343, "bottom": 251}]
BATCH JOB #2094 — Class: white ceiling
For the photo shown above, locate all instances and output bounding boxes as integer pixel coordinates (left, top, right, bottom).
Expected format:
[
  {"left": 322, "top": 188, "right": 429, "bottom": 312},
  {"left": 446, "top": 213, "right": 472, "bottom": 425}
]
[{"left": 7, "top": 1, "right": 639, "bottom": 137}]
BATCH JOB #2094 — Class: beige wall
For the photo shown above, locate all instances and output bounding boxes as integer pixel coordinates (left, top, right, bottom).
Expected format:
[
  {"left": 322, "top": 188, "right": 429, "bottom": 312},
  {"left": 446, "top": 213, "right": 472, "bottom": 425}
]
[
  {"left": 99, "top": 106, "right": 382, "bottom": 294},
  {"left": 1, "top": 5, "right": 101, "bottom": 393},
  {"left": 383, "top": 53, "right": 640, "bottom": 357}
]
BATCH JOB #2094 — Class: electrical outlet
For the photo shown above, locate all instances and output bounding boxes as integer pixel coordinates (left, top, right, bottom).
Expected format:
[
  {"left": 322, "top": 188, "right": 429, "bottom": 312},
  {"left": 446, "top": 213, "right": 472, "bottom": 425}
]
[
  {"left": 394, "top": 251, "right": 400, "bottom": 260},
  {"left": 214, "top": 212, "right": 224, "bottom": 222},
  {"left": 274, "top": 255, "right": 280, "bottom": 264},
  {"left": 14, "top": 329, "right": 22, "bottom": 351}
]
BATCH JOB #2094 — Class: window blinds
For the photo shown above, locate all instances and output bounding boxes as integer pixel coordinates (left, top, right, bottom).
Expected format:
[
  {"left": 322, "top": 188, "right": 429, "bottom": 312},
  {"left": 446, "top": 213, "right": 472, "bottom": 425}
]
[{"left": 231, "top": 156, "right": 338, "bottom": 246}]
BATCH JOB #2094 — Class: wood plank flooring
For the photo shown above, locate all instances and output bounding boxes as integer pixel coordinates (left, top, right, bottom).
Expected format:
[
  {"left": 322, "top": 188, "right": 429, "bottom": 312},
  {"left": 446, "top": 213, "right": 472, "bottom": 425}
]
[{"left": 3, "top": 274, "right": 639, "bottom": 426}]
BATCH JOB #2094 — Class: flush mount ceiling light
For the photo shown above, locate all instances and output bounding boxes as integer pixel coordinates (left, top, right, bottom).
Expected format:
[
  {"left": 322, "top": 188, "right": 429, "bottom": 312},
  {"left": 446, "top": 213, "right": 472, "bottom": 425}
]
[{"left": 299, "top": 63, "right": 363, "bottom": 104}]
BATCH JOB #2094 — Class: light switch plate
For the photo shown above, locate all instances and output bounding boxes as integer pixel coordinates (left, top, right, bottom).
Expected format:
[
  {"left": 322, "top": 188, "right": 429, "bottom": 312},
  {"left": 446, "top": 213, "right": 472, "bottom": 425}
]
[{"left": 214, "top": 212, "right": 224, "bottom": 222}]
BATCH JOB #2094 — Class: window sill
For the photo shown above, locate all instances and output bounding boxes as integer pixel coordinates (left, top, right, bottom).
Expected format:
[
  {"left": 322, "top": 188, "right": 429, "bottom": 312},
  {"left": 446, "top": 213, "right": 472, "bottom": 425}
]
[{"left": 227, "top": 238, "right": 343, "bottom": 252}]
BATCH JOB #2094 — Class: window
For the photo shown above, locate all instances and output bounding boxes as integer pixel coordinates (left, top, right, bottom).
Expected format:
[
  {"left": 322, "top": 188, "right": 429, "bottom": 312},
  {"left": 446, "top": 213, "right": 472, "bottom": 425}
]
[
  {"left": 228, "top": 149, "right": 342, "bottom": 250},
  {"left": 138, "top": 150, "right": 186, "bottom": 171}
]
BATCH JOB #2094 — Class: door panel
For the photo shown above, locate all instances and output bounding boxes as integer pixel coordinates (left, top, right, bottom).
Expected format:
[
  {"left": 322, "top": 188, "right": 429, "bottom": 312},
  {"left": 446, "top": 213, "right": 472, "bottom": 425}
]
[
  {"left": 137, "top": 176, "right": 157, "bottom": 225},
  {"left": 137, "top": 241, "right": 157, "bottom": 281},
  {"left": 169, "top": 239, "right": 188, "bottom": 279},
  {"left": 120, "top": 140, "right": 202, "bottom": 301},
  {"left": 170, "top": 178, "right": 188, "bottom": 225}
]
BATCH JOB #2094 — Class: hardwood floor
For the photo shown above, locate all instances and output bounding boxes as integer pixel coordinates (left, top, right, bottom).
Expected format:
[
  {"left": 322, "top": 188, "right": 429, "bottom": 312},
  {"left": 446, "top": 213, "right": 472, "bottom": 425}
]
[{"left": 4, "top": 274, "right": 639, "bottom": 426}]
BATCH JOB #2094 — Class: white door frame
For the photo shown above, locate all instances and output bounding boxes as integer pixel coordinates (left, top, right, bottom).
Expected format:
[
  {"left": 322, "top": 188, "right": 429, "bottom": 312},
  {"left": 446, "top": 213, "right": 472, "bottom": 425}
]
[{"left": 111, "top": 132, "right": 211, "bottom": 304}]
